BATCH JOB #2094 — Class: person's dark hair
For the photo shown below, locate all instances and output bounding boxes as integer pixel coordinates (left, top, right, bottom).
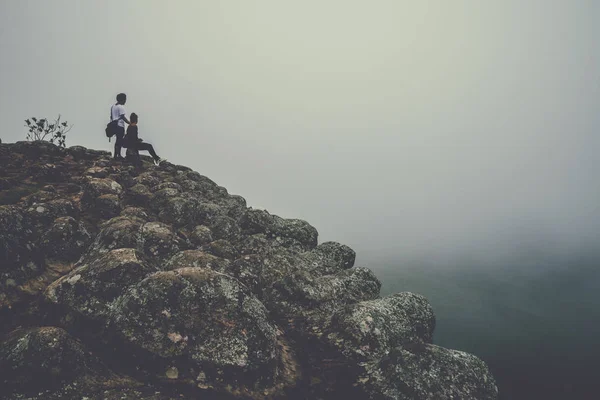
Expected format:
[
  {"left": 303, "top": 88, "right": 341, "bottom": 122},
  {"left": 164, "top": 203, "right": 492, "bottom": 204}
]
[
  {"left": 130, "top": 113, "right": 138, "bottom": 123},
  {"left": 116, "top": 93, "right": 127, "bottom": 103}
]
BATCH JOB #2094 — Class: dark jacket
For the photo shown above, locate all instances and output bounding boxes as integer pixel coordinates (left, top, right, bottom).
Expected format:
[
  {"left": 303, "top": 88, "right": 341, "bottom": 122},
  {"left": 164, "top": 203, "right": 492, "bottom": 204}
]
[{"left": 123, "top": 125, "right": 140, "bottom": 148}]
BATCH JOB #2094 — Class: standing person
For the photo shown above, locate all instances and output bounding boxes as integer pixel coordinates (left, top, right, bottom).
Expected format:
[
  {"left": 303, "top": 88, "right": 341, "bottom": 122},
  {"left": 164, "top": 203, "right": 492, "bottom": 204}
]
[
  {"left": 110, "top": 93, "right": 130, "bottom": 159},
  {"left": 124, "top": 113, "right": 165, "bottom": 165}
]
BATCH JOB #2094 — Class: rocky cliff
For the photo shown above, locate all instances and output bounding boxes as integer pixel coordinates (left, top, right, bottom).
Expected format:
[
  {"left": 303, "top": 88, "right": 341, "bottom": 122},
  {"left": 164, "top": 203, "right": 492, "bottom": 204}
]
[{"left": 0, "top": 141, "right": 498, "bottom": 400}]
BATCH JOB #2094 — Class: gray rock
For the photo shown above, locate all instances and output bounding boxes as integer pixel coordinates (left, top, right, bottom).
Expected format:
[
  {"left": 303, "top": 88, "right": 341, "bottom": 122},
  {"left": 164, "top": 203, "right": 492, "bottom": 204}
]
[
  {"left": 358, "top": 344, "right": 499, "bottom": 400},
  {"left": 200, "top": 239, "right": 239, "bottom": 260},
  {"left": 0, "top": 141, "right": 499, "bottom": 400},
  {"left": 265, "top": 267, "right": 381, "bottom": 329},
  {"left": 140, "top": 221, "right": 188, "bottom": 261},
  {"left": 120, "top": 206, "right": 151, "bottom": 220},
  {"left": 95, "top": 193, "right": 122, "bottom": 219},
  {"left": 240, "top": 209, "right": 318, "bottom": 250},
  {"left": 189, "top": 225, "right": 213, "bottom": 247},
  {"left": 325, "top": 292, "right": 436, "bottom": 361},
  {"left": 164, "top": 250, "right": 230, "bottom": 272},
  {"left": 0, "top": 326, "right": 137, "bottom": 399},
  {"left": 209, "top": 215, "right": 241, "bottom": 241},
  {"left": 81, "top": 178, "right": 123, "bottom": 205},
  {"left": 24, "top": 199, "right": 78, "bottom": 228},
  {"left": 111, "top": 267, "right": 298, "bottom": 396},
  {"left": 134, "top": 172, "right": 160, "bottom": 188},
  {"left": 126, "top": 183, "right": 152, "bottom": 206},
  {"left": 46, "top": 248, "right": 158, "bottom": 318},
  {"left": 40, "top": 216, "right": 92, "bottom": 263}
]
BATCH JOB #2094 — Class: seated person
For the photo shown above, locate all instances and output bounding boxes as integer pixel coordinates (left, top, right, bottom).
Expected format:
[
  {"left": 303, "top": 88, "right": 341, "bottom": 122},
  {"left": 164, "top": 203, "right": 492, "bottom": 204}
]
[{"left": 123, "top": 113, "right": 165, "bottom": 166}]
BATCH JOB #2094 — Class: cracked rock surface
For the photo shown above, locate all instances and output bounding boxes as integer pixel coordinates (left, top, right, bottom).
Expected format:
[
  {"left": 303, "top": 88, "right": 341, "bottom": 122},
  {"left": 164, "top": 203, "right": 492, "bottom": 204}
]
[{"left": 0, "top": 141, "right": 498, "bottom": 399}]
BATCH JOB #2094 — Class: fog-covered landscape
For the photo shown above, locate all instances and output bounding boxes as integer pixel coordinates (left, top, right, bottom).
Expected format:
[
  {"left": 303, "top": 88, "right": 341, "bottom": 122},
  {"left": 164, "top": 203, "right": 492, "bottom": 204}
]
[{"left": 1, "top": 1, "right": 599, "bottom": 398}]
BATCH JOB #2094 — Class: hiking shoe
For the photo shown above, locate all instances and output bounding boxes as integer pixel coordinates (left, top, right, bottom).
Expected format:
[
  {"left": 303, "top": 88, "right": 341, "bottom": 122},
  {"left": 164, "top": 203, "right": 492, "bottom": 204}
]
[{"left": 154, "top": 158, "right": 166, "bottom": 166}]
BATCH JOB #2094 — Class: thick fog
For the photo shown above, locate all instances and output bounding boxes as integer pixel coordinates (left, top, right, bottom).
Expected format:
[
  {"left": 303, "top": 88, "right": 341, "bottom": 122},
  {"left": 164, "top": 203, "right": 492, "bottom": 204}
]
[
  {"left": 1, "top": 0, "right": 599, "bottom": 271},
  {"left": 2, "top": 2, "right": 600, "bottom": 397}
]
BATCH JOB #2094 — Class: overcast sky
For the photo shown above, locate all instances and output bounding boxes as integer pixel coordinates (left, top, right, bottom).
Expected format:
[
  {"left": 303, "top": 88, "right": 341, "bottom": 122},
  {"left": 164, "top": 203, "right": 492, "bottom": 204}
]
[{"left": 1, "top": 0, "right": 599, "bottom": 271}]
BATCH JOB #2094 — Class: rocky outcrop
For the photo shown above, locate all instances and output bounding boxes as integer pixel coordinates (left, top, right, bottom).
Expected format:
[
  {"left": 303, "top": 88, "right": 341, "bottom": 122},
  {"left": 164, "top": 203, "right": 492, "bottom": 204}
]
[{"left": 0, "top": 141, "right": 498, "bottom": 399}]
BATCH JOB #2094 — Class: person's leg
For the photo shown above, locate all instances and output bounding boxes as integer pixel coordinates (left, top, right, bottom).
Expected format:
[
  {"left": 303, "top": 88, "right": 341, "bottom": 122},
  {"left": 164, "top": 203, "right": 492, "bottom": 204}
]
[
  {"left": 136, "top": 142, "right": 160, "bottom": 161},
  {"left": 114, "top": 127, "right": 125, "bottom": 158}
]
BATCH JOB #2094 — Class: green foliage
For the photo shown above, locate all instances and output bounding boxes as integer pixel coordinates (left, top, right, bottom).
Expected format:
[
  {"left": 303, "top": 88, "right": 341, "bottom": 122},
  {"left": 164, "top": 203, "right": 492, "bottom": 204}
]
[{"left": 25, "top": 115, "right": 73, "bottom": 148}]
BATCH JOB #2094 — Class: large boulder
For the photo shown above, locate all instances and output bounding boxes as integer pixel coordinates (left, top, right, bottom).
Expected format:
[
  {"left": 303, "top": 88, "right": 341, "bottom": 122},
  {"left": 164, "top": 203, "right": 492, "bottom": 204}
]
[
  {"left": 325, "top": 293, "right": 436, "bottom": 361},
  {"left": 357, "top": 344, "right": 499, "bottom": 400},
  {"left": 140, "top": 221, "right": 189, "bottom": 261},
  {"left": 46, "top": 248, "right": 158, "bottom": 319},
  {"left": 265, "top": 267, "right": 381, "bottom": 330},
  {"left": 109, "top": 267, "right": 298, "bottom": 396},
  {"left": 81, "top": 178, "right": 123, "bottom": 204},
  {"left": 240, "top": 209, "right": 318, "bottom": 250},
  {"left": 84, "top": 217, "right": 189, "bottom": 263},
  {"left": 39, "top": 216, "right": 92, "bottom": 263},
  {"left": 189, "top": 225, "right": 213, "bottom": 247}
]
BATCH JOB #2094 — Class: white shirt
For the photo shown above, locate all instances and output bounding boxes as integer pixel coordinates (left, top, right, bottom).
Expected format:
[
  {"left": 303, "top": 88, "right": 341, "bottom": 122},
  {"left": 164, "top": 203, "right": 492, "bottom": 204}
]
[{"left": 110, "top": 104, "right": 126, "bottom": 128}]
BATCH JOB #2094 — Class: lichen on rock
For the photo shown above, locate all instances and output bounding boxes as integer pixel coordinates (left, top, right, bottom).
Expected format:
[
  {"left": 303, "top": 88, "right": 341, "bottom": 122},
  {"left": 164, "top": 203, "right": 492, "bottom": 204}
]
[{"left": 0, "top": 141, "right": 498, "bottom": 399}]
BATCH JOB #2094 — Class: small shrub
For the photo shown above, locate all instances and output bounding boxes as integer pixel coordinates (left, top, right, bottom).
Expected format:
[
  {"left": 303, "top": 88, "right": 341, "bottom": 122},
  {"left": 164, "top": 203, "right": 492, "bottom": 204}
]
[{"left": 25, "top": 115, "right": 73, "bottom": 148}]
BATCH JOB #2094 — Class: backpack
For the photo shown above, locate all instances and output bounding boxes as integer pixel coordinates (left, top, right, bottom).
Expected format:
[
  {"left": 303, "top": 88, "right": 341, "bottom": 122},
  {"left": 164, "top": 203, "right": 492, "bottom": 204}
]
[{"left": 105, "top": 105, "right": 120, "bottom": 141}]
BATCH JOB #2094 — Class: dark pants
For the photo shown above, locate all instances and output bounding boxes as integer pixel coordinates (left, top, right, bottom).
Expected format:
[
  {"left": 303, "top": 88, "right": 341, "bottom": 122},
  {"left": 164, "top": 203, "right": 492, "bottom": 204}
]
[
  {"left": 113, "top": 127, "right": 125, "bottom": 158},
  {"left": 129, "top": 142, "right": 159, "bottom": 160}
]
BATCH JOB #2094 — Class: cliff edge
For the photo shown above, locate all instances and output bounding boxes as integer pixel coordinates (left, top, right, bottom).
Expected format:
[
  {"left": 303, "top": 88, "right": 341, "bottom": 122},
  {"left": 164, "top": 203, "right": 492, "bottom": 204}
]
[{"left": 0, "top": 141, "right": 498, "bottom": 399}]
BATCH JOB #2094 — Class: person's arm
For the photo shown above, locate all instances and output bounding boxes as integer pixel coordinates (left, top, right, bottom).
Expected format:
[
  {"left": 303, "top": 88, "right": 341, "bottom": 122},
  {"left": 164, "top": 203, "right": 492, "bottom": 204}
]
[
  {"left": 118, "top": 105, "right": 130, "bottom": 124},
  {"left": 119, "top": 114, "right": 130, "bottom": 124}
]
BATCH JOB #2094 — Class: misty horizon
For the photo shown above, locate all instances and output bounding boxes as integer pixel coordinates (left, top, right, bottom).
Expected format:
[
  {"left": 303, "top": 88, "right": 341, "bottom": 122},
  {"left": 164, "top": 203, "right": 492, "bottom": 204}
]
[{"left": 1, "top": 2, "right": 599, "bottom": 398}]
